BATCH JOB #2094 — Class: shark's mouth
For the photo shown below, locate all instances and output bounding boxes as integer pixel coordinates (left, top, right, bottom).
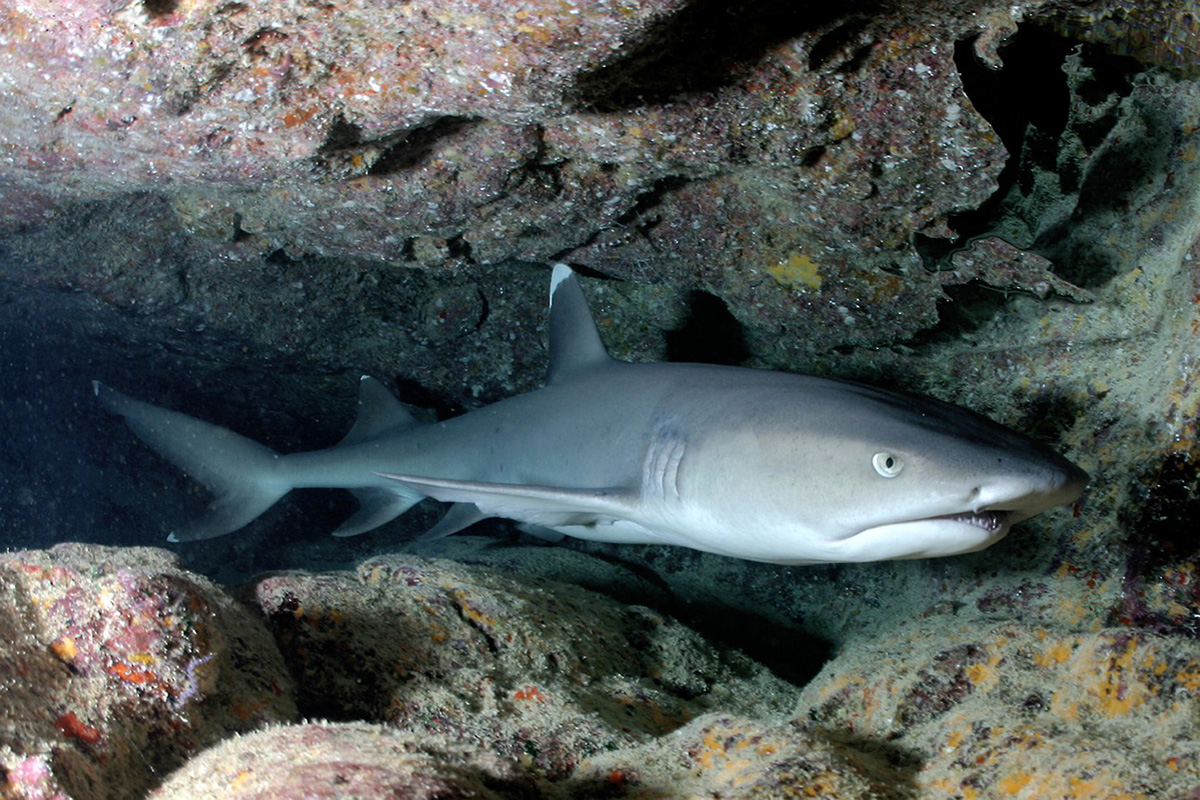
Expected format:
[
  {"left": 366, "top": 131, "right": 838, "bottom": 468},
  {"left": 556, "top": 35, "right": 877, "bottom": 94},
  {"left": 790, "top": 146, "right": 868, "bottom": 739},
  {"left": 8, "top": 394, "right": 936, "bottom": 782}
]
[{"left": 927, "top": 510, "right": 1011, "bottom": 533}]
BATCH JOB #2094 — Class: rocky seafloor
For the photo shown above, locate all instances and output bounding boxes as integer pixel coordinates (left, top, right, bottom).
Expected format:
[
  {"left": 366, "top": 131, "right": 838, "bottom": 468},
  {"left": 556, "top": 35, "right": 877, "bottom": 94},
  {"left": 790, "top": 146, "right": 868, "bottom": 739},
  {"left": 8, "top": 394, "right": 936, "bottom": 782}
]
[
  {"left": 5, "top": 543, "right": 1198, "bottom": 798},
  {"left": 3, "top": 0, "right": 1200, "bottom": 797}
]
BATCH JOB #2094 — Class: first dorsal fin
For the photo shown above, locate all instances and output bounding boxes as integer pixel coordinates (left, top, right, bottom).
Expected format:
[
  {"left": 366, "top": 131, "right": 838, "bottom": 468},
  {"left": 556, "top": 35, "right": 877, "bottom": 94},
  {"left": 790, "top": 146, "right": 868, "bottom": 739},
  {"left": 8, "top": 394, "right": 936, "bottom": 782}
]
[
  {"left": 547, "top": 263, "right": 613, "bottom": 385},
  {"left": 339, "top": 376, "right": 420, "bottom": 446}
]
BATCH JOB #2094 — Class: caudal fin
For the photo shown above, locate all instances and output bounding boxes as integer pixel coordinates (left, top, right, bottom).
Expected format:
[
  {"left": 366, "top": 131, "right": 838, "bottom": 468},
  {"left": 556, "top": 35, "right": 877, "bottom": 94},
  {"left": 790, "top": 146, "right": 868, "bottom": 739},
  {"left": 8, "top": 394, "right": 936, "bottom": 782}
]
[{"left": 94, "top": 382, "right": 290, "bottom": 541}]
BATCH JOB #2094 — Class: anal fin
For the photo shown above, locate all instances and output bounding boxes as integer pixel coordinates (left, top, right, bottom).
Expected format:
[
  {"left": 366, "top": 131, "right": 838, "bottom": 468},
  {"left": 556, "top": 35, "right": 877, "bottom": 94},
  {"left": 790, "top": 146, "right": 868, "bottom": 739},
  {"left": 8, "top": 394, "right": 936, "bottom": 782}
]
[
  {"left": 331, "top": 488, "right": 421, "bottom": 538},
  {"left": 419, "top": 502, "right": 489, "bottom": 540}
]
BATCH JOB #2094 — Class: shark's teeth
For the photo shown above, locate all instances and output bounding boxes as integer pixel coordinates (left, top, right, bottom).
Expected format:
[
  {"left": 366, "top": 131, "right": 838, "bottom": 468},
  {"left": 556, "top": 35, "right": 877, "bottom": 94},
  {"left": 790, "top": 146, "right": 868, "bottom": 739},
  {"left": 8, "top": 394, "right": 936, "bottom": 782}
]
[
  {"left": 958, "top": 511, "right": 1003, "bottom": 532},
  {"left": 930, "top": 511, "right": 1008, "bottom": 532}
]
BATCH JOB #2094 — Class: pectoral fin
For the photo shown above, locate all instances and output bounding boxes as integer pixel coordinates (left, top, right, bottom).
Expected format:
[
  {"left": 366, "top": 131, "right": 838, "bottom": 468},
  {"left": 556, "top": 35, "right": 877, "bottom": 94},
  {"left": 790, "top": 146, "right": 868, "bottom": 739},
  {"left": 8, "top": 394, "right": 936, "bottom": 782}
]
[{"left": 376, "top": 473, "right": 638, "bottom": 529}]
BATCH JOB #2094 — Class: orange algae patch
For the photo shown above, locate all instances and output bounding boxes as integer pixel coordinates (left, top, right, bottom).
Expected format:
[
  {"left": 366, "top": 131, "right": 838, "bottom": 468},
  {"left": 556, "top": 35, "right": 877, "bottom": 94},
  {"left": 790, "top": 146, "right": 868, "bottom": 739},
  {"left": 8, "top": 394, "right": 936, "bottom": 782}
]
[
  {"left": 109, "top": 661, "right": 157, "bottom": 685},
  {"left": 997, "top": 773, "right": 1032, "bottom": 794},
  {"left": 768, "top": 253, "right": 822, "bottom": 291},
  {"left": 943, "top": 728, "right": 966, "bottom": 751},
  {"left": 963, "top": 641, "right": 1006, "bottom": 688},
  {"left": 49, "top": 636, "right": 77, "bottom": 663},
  {"left": 55, "top": 711, "right": 101, "bottom": 745},
  {"left": 1089, "top": 635, "right": 1153, "bottom": 717},
  {"left": 1034, "top": 640, "right": 1073, "bottom": 666},
  {"left": 427, "top": 621, "right": 450, "bottom": 644},
  {"left": 512, "top": 685, "right": 546, "bottom": 703},
  {"left": 696, "top": 724, "right": 748, "bottom": 782},
  {"left": 447, "top": 587, "right": 497, "bottom": 627},
  {"left": 689, "top": 723, "right": 789, "bottom": 787},
  {"left": 1034, "top": 632, "right": 1172, "bottom": 718},
  {"left": 1000, "top": 770, "right": 1144, "bottom": 799},
  {"left": 1177, "top": 661, "right": 1200, "bottom": 691}
]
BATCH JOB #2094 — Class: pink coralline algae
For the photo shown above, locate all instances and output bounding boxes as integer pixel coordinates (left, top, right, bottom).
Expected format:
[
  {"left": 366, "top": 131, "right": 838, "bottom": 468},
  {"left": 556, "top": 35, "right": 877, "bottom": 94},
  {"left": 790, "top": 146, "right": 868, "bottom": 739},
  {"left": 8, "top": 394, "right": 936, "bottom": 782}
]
[
  {"left": 0, "top": 544, "right": 296, "bottom": 800},
  {"left": 0, "top": 0, "right": 1185, "bottom": 384},
  {"left": 0, "top": 0, "right": 692, "bottom": 254},
  {"left": 944, "top": 236, "right": 1094, "bottom": 302}
]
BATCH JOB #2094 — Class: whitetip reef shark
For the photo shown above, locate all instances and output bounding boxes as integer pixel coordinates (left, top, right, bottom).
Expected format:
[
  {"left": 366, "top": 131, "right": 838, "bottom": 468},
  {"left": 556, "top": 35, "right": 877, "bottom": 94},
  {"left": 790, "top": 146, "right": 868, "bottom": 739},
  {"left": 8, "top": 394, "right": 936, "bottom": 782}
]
[{"left": 95, "top": 264, "right": 1088, "bottom": 565}]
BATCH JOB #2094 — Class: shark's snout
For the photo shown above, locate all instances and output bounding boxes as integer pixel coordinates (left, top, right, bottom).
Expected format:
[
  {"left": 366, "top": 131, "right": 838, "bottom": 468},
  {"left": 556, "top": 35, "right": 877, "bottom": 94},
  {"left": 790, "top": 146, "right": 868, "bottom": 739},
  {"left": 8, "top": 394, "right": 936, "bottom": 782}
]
[{"left": 974, "top": 460, "right": 1089, "bottom": 519}]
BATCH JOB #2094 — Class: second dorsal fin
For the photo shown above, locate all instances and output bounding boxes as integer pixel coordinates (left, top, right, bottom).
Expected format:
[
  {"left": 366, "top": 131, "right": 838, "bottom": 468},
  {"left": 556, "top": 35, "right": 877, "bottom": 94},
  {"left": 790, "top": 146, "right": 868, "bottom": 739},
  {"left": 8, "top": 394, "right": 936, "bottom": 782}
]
[{"left": 339, "top": 376, "right": 420, "bottom": 446}]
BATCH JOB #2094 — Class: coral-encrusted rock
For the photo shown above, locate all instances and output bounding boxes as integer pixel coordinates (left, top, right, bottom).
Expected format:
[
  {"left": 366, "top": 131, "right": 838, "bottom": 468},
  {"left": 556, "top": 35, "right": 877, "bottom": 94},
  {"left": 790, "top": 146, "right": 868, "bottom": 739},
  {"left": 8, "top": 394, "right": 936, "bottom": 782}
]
[
  {"left": 798, "top": 618, "right": 1200, "bottom": 796},
  {"left": 149, "top": 722, "right": 540, "bottom": 800},
  {"left": 0, "top": 544, "right": 296, "bottom": 800},
  {"left": 251, "top": 554, "right": 794, "bottom": 781}
]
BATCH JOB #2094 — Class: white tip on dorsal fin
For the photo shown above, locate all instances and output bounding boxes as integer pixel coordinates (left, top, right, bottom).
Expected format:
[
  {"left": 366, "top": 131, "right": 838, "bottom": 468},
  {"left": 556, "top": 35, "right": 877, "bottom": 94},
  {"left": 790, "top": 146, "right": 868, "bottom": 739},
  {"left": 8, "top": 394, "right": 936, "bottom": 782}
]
[{"left": 547, "top": 263, "right": 613, "bottom": 384}]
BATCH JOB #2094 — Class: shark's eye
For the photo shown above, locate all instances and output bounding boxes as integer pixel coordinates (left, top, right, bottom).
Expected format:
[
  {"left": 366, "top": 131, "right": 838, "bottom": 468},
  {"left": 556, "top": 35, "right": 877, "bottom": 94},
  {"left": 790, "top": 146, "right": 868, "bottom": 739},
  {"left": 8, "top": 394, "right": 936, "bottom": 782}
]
[{"left": 872, "top": 452, "right": 904, "bottom": 478}]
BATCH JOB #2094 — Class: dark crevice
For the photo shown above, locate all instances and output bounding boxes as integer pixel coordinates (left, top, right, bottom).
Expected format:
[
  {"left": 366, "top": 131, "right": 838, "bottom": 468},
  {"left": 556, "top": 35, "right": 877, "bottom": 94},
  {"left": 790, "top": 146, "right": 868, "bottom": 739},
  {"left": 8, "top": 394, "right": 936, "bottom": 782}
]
[
  {"left": 511, "top": 160, "right": 566, "bottom": 201},
  {"left": 391, "top": 376, "right": 467, "bottom": 421},
  {"left": 572, "top": 0, "right": 879, "bottom": 111},
  {"left": 314, "top": 114, "right": 366, "bottom": 154},
  {"left": 614, "top": 175, "right": 692, "bottom": 246},
  {"left": 445, "top": 234, "right": 473, "bottom": 261},
  {"left": 243, "top": 26, "right": 287, "bottom": 55},
  {"left": 265, "top": 247, "right": 298, "bottom": 265},
  {"left": 903, "top": 282, "right": 1010, "bottom": 348},
  {"left": 312, "top": 115, "right": 479, "bottom": 178},
  {"left": 1118, "top": 451, "right": 1200, "bottom": 637},
  {"left": 369, "top": 116, "right": 477, "bottom": 175},
  {"left": 913, "top": 27, "right": 1076, "bottom": 267},
  {"left": 807, "top": 16, "right": 874, "bottom": 73},
  {"left": 142, "top": 0, "right": 178, "bottom": 17},
  {"left": 1011, "top": 388, "right": 1088, "bottom": 448},
  {"left": 664, "top": 291, "right": 750, "bottom": 365},
  {"left": 551, "top": 176, "right": 692, "bottom": 262},
  {"left": 230, "top": 213, "right": 254, "bottom": 243},
  {"left": 957, "top": 27, "right": 1074, "bottom": 156},
  {"left": 919, "top": 26, "right": 1143, "bottom": 285},
  {"left": 799, "top": 145, "right": 827, "bottom": 167}
]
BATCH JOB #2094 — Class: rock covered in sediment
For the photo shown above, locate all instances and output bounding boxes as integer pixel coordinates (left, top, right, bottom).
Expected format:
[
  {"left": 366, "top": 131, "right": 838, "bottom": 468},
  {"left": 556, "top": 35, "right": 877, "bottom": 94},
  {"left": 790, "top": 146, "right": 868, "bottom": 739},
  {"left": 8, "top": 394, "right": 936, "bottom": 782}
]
[
  {"left": 148, "top": 721, "right": 541, "bottom": 800},
  {"left": 251, "top": 553, "right": 796, "bottom": 781},
  {"left": 572, "top": 713, "right": 906, "bottom": 798}
]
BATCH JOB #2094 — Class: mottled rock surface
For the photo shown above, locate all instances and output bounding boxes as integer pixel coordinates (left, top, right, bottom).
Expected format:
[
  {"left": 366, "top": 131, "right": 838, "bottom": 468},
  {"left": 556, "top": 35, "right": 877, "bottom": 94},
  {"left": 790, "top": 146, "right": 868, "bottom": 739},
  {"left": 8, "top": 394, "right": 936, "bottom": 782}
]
[
  {"left": 4, "top": 545, "right": 1200, "bottom": 798},
  {"left": 801, "top": 618, "right": 1200, "bottom": 798},
  {"left": 0, "top": 0, "right": 1143, "bottom": 377}
]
